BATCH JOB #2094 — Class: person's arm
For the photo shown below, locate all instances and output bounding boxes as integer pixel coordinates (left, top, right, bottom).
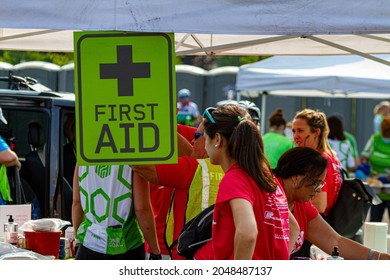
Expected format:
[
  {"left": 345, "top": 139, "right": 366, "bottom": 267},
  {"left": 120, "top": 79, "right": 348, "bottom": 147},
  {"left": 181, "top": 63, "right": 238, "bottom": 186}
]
[
  {"left": 191, "top": 103, "right": 202, "bottom": 127},
  {"left": 230, "top": 198, "right": 257, "bottom": 260},
  {"left": 311, "top": 155, "right": 332, "bottom": 213},
  {"left": 131, "top": 156, "right": 197, "bottom": 190},
  {"left": 310, "top": 191, "right": 327, "bottom": 213},
  {"left": 133, "top": 172, "right": 160, "bottom": 255},
  {"left": 307, "top": 215, "right": 390, "bottom": 260},
  {"left": 178, "top": 133, "right": 193, "bottom": 157},
  {"left": 193, "top": 115, "right": 202, "bottom": 127},
  {"left": 130, "top": 132, "right": 193, "bottom": 184},
  {"left": 130, "top": 164, "right": 159, "bottom": 185},
  {"left": 71, "top": 165, "right": 84, "bottom": 238},
  {"left": 288, "top": 209, "right": 300, "bottom": 253},
  {"left": 0, "top": 150, "right": 21, "bottom": 169}
]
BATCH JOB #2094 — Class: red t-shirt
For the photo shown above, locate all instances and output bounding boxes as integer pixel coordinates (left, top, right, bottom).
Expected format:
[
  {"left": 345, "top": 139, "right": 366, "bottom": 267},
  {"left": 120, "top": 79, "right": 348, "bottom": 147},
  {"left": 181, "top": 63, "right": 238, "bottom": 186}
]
[
  {"left": 156, "top": 156, "right": 199, "bottom": 259},
  {"left": 290, "top": 200, "right": 319, "bottom": 254},
  {"left": 145, "top": 124, "right": 197, "bottom": 257},
  {"left": 321, "top": 152, "right": 343, "bottom": 216},
  {"left": 145, "top": 183, "right": 174, "bottom": 255},
  {"left": 177, "top": 124, "right": 197, "bottom": 143},
  {"left": 197, "top": 164, "right": 290, "bottom": 260}
]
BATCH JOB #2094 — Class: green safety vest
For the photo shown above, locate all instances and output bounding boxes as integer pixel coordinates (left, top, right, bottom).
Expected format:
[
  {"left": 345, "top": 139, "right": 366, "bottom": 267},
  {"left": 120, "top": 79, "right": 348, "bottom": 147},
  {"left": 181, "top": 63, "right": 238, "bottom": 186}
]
[{"left": 165, "top": 158, "right": 224, "bottom": 249}]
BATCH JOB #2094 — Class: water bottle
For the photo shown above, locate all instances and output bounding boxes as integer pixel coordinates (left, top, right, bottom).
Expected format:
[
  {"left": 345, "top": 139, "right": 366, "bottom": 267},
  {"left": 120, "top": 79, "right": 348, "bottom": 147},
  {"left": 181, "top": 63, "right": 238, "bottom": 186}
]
[{"left": 327, "top": 246, "right": 344, "bottom": 260}]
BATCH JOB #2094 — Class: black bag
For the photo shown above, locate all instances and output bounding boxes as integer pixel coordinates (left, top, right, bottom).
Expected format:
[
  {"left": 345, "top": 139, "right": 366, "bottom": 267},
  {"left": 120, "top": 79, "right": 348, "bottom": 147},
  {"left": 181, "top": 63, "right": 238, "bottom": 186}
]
[
  {"left": 175, "top": 204, "right": 214, "bottom": 259},
  {"left": 326, "top": 169, "right": 382, "bottom": 238}
]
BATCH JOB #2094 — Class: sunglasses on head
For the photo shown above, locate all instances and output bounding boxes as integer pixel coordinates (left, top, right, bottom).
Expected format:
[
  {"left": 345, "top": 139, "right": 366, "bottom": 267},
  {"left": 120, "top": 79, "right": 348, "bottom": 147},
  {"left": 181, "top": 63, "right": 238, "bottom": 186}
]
[
  {"left": 249, "top": 111, "right": 259, "bottom": 125},
  {"left": 202, "top": 107, "right": 216, "bottom": 123},
  {"left": 194, "top": 131, "right": 204, "bottom": 140}
]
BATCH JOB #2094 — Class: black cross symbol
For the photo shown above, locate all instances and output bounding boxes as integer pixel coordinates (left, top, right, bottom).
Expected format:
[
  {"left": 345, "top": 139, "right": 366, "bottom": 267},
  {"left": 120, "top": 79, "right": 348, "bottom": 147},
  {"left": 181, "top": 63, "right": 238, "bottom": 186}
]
[{"left": 100, "top": 45, "right": 151, "bottom": 97}]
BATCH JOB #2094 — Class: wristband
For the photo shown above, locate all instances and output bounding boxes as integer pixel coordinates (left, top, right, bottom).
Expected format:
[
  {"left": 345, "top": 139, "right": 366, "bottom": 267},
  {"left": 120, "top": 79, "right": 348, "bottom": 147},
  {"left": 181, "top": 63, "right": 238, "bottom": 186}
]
[
  {"left": 149, "top": 252, "right": 162, "bottom": 260},
  {"left": 367, "top": 249, "right": 376, "bottom": 260}
]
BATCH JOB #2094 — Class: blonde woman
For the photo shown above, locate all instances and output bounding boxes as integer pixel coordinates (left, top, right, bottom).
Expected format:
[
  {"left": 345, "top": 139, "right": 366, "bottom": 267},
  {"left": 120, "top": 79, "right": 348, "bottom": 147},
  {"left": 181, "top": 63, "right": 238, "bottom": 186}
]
[
  {"left": 291, "top": 109, "right": 343, "bottom": 258},
  {"left": 292, "top": 109, "right": 342, "bottom": 215}
]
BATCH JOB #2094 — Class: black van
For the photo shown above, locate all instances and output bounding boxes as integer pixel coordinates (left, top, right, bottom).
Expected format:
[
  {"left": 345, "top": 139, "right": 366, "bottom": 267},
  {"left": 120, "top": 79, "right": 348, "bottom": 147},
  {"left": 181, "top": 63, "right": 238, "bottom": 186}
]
[{"left": 0, "top": 75, "right": 75, "bottom": 222}]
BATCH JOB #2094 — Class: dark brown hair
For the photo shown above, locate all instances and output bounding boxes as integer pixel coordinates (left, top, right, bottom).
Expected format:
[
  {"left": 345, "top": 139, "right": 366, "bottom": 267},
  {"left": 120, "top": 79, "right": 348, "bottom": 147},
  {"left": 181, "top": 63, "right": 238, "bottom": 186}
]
[
  {"left": 327, "top": 115, "right": 346, "bottom": 141},
  {"left": 269, "top": 108, "right": 286, "bottom": 128},
  {"left": 273, "top": 147, "right": 328, "bottom": 180},
  {"left": 203, "top": 104, "right": 276, "bottom": 192}
]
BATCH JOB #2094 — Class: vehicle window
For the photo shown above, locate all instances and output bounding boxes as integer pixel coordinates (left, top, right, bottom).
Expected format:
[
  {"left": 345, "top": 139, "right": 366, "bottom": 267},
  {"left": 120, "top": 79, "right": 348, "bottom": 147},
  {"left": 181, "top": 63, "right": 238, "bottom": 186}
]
[
  {"left": 57, "top": 111, "right": 76, "bottom": 223},
  {"left": 0, "top": 108, "right": 48, "bottom": 159}
]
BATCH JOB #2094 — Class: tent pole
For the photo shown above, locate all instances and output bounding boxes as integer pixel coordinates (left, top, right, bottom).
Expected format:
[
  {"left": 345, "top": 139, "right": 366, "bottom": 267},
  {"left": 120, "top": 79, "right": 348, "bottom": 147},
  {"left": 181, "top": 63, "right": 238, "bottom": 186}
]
[
  {"left": 261, "top": 92, "right": 267, "bottom": 135},
  {"left": 0, "top": 29, "right": 61, "bottom": 41},
  {"left": 305, "top": 35, "right": 390, "bottom": 67},
  {"left": 176, "top": 35, "right": 297, "bottom": 56}
]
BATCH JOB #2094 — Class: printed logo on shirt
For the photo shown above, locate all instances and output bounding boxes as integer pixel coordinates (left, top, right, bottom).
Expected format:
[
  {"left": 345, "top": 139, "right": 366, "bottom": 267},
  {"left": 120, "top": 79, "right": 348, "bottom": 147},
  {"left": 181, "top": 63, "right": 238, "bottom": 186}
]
[
  {"left": 95, "top": 165, "right": 112, "bottom": 178},
  {"left": 109, "top": 237, "right": 121, "bottom": 248},
  {"left": 90, "top": 231, "right": 102, "bottom": 241},
  {"left": 292, "top": 231, "right": 305, "bottom": 254},
  {"left": 275, "top": 185, "right": 284, "bottom": 196}
]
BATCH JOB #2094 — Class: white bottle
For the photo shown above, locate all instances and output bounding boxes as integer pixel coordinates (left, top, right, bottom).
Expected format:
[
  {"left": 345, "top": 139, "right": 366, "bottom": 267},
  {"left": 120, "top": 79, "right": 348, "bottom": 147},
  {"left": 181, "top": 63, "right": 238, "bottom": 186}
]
[{"left": 4, "top": 215, "right": 18, "bottom": 245}]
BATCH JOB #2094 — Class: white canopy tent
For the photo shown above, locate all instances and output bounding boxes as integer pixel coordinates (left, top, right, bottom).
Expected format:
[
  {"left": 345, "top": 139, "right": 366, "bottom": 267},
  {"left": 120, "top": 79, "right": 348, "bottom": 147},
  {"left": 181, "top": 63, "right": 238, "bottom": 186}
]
[
  {"left": 2, "top": 0, "right": 390, "bottom": 62},
  {"left": 235, "top": 55, "right": 390, "bottom": 130},
  {"left": 236, "top": 55, "right": 390, "bottom": 93}
]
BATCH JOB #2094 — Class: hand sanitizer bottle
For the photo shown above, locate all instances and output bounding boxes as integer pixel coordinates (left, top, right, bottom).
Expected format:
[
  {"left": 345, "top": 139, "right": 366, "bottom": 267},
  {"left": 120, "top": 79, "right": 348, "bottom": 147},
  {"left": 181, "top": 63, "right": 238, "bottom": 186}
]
[
  {"left": 4, "top": 215, "right": 18, "bottom": 245},
  {"left": 327, "top": 246, "right": 344, "bottom": 260}
]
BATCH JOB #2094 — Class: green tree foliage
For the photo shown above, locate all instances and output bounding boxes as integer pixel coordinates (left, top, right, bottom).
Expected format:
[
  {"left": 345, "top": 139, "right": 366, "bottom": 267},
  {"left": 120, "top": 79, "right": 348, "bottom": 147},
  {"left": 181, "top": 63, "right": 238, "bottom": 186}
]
[
  {"left": 1, "top": 51, "right": 265, "bottom": 69},
  {"left": 176, "top": 55, "right": 267, "bottom": 69},
  {"left": 0, "top": 51, "right": 73, "bottom": 66},
  {"left": 217, "top": 56, "right": 264, "bottom": 67}
]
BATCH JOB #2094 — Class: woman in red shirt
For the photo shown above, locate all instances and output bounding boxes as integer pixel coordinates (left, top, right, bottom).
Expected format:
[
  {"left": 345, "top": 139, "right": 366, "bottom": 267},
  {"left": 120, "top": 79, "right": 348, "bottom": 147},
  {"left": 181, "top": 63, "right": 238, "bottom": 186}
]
[
  {"left": 292, "top": 109, "right": 343, "bottom": 216},
  {"left": 198, "top": 104, "right": 290, "bottom": 260},
  {"left": 291, "top": 109, "right": 343, "bottom": 258},
  {"left": 274, "top": 147, "right": 390, "bottom": 260}
]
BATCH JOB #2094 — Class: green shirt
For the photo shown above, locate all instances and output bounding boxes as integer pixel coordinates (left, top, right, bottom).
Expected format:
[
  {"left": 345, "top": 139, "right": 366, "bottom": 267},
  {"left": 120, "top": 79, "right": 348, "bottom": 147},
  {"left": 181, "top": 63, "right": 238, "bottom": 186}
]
[
  {"left": 344, "top": 131, "right": 359, "bottom": 159},
  {"left": 263, "top": 132, "right": 294, "bottom": 169}
]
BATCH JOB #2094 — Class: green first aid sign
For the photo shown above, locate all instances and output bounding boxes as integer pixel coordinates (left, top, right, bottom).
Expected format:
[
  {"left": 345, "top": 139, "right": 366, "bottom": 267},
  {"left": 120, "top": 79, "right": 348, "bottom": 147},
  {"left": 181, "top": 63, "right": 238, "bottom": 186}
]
[{"left": 74, "top": 31, "right": 177, "bottom": 165}]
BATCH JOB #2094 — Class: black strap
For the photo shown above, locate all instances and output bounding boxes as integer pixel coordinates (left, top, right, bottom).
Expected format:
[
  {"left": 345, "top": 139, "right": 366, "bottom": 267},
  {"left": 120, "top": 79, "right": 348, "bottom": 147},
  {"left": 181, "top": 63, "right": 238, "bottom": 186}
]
[
  {"left": 8, "top": 166, "right": 26, "bottom": 204},
  {"left": 149, "top": 252, "right": 162, "bottom": 260},
  {"left": 339, "top": 167, "right": 349, "bottom": 180}
]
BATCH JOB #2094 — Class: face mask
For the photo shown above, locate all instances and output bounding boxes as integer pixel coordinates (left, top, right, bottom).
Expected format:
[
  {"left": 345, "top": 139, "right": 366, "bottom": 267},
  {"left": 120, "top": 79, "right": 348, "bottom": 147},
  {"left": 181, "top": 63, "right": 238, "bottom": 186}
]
[{"left": 382, "top": 137, "right": 390, "bottom": 144}]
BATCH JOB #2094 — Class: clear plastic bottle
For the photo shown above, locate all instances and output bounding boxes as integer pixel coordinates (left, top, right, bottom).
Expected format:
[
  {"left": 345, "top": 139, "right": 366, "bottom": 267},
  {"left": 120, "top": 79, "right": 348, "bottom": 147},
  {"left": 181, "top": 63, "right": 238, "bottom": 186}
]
[
  {"left": 4, "top": 215, "right": 18, "bottom": 245},
  {"left": 327, "top": 246, "right": 344, "bottom": 260}
]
